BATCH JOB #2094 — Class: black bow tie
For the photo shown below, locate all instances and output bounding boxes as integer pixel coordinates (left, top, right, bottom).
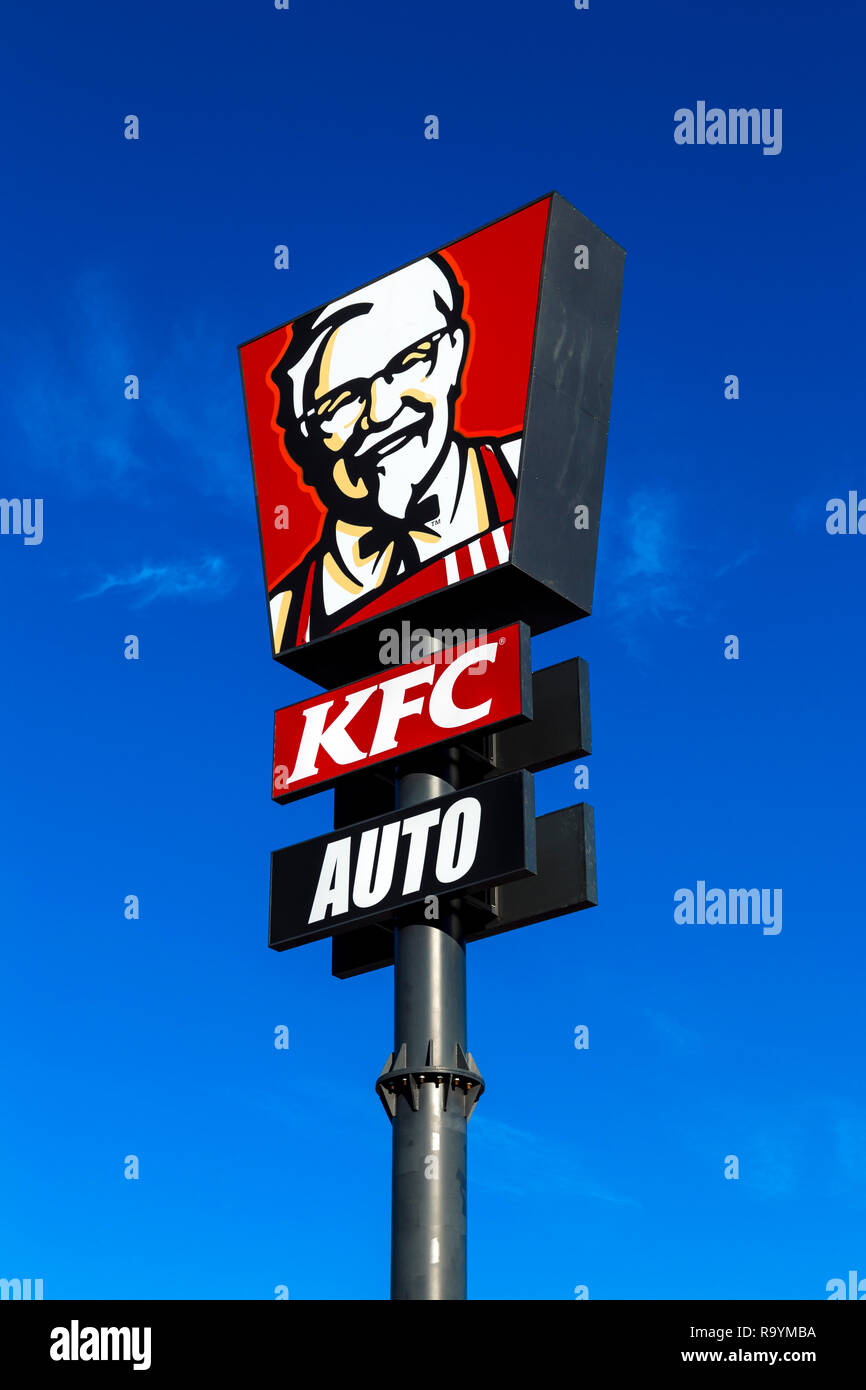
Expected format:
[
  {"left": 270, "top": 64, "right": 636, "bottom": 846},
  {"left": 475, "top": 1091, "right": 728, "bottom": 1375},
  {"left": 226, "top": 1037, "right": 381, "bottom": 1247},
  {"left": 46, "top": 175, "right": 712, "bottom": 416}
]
[{"left": 355, "top": 494, "right": 441, "bottom": 567}]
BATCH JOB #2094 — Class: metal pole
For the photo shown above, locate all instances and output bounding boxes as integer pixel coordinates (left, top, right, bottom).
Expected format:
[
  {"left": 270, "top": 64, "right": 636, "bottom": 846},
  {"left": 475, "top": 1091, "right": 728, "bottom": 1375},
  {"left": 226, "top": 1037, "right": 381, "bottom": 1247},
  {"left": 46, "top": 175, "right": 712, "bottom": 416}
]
[{"left": 376, "top": 749, "right": 484, "bottom": 1300}]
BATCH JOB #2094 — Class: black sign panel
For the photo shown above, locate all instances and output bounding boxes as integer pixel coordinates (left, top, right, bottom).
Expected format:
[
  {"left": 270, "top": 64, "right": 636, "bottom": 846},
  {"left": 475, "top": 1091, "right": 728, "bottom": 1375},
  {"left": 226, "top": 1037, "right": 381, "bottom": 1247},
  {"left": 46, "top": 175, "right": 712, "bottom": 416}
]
[
  {"left": 331, "top": 803, "right": 596, "bottom": 979},
  {"left": 488, "top": 657, "right": 591, "bottom": 776},
  {"left": 269, "top": 770, "right": 536, "bottom": 951}
]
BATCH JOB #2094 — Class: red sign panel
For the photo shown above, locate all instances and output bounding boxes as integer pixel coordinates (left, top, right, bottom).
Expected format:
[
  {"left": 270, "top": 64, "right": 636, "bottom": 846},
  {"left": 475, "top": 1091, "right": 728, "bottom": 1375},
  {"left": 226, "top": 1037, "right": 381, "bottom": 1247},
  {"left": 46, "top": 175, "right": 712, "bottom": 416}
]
[{"left": 273, "top": 623, "right": 530, "bottom": 802}]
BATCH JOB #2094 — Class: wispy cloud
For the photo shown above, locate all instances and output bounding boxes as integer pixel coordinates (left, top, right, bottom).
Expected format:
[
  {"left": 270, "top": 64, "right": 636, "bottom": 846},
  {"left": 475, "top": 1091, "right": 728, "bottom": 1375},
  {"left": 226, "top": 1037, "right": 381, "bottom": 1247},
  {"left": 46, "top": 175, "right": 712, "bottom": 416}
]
[
  {"left": 471, "top": 1114, "right": 639, "bottom": 1206},
  {"left": 79, "top": 555, "right": 233, "bottom": 606},
  {"left": 146, "top": 319, "right": 251, "bottom": 506},
  {"left": 5, "top": 268, "right": 249, "bottom": 506},
  {"left": 604, "top": 488, "right": 693, "bottom": 634},
  {"left": 644, "top": 1008, "right": 703, "bottom": 1053},
  {"left": 602, "top": 486, "right": 761, "bottom": 649},
  {"left": 713, "top": 545, "right": 759, "bottom": 579}
]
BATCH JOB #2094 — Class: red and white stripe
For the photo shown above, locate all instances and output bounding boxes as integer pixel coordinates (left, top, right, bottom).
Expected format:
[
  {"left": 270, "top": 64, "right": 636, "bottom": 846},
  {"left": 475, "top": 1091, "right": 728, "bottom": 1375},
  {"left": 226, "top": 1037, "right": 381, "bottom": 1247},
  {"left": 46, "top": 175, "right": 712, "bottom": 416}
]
[{"left": 444, "top": 523, "right": 511, "bottom": 585}]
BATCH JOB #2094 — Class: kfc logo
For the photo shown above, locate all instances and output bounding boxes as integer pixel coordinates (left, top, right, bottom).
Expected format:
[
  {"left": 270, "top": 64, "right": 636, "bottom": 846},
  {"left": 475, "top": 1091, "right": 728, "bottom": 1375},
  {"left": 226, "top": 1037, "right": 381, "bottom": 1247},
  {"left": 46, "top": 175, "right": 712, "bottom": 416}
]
[
  {"left": 267, "top": 254, "right": 521, "bottom": 650},
  {"left": 273, "top": 622, "right": 530, "bottom": 802},
  {"left": 240, "top": 196, "right": 550, "bottom": 659},
  {"left": 267, "top": 253, "right": 521, "bottom": 649}
]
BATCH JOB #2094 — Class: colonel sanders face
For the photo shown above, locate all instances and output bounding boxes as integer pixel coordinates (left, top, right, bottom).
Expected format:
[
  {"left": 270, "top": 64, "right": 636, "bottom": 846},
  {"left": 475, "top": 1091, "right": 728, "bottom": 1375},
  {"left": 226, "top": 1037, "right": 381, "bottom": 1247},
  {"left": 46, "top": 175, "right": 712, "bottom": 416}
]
[{"left": 272, "top": 256, "right": 468, "bottom": 523}]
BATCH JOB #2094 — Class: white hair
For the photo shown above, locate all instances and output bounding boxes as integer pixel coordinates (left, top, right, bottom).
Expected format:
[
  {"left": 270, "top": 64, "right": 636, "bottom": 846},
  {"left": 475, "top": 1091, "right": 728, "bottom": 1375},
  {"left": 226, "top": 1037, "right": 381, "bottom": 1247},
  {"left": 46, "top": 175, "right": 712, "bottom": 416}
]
[{"left": 282, "top": 255, "right": 460, "bottom": 423}]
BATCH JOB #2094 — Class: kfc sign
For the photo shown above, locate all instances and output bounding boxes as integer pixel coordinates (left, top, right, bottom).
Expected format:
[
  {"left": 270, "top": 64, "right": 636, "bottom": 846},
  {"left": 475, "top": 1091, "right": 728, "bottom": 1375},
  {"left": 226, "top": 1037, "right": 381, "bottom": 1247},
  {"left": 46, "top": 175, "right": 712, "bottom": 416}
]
[
  {"left": 273, "top": 623, "right": 530, "bottom": 802},
  {"left": 240, "top": 192, "right": 625, "bottom": 685},
  {"left": 269, "top": 771, "right": 535, "bottom": 951}
]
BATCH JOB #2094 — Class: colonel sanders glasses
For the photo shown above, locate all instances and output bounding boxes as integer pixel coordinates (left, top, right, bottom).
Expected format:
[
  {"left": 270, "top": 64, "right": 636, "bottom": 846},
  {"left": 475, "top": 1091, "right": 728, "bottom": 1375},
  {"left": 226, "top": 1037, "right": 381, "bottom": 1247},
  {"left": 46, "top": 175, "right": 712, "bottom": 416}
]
[{"left": 302, "top": 327, "right": 455, "bottom": 439}]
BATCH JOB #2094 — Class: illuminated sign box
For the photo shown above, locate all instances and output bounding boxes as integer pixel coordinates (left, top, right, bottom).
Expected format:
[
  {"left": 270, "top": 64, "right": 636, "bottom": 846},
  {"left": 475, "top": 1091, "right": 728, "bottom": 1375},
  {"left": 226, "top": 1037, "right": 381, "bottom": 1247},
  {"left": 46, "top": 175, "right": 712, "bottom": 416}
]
[{"left": 239, "top": 192, "right": 625, "bottom": 687}]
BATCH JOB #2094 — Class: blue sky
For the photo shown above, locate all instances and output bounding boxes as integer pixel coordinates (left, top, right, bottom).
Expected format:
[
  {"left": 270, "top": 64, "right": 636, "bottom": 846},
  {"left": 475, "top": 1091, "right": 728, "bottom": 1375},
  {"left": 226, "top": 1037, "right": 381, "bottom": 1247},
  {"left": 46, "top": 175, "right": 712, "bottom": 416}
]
[{"left": 1, "top": 0, "right": 864, "bottom": 1300}]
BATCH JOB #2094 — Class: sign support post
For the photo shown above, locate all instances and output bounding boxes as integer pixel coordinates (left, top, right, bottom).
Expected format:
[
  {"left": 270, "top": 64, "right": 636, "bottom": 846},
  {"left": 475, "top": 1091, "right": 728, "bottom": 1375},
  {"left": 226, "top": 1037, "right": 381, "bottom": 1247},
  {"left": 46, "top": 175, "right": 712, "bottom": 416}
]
[
  {"left": 240, "top": 191, "right": 624, "bottom": 1301},
  {"left": 378, "top": 754, "right": 484, "bottom": 1300}
]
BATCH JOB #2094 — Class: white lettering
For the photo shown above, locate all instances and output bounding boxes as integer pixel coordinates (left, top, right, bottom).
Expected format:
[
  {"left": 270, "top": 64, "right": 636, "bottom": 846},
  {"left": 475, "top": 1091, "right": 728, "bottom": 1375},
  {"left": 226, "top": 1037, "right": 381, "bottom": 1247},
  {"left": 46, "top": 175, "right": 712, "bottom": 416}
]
[
  {"left": 435, "top": 799, "right": 481, "bottom": 882},
  {"left": 352, "top": 824, "right": 400, "bottom": 908},
  {"left": 428, "top": 643, "right": 496, "bottom": 728},
  {"left": 368, "top": 667, "right": 436, "bottom": 756},
  {"left": 308, "top": 839, "right": 352, "bottom": 922},
  {"left": 400, "top": 809, "right": 442, "bottom": 894},
  {"left": 289, "top": 687, "right": 376, "bottom": 782}
]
